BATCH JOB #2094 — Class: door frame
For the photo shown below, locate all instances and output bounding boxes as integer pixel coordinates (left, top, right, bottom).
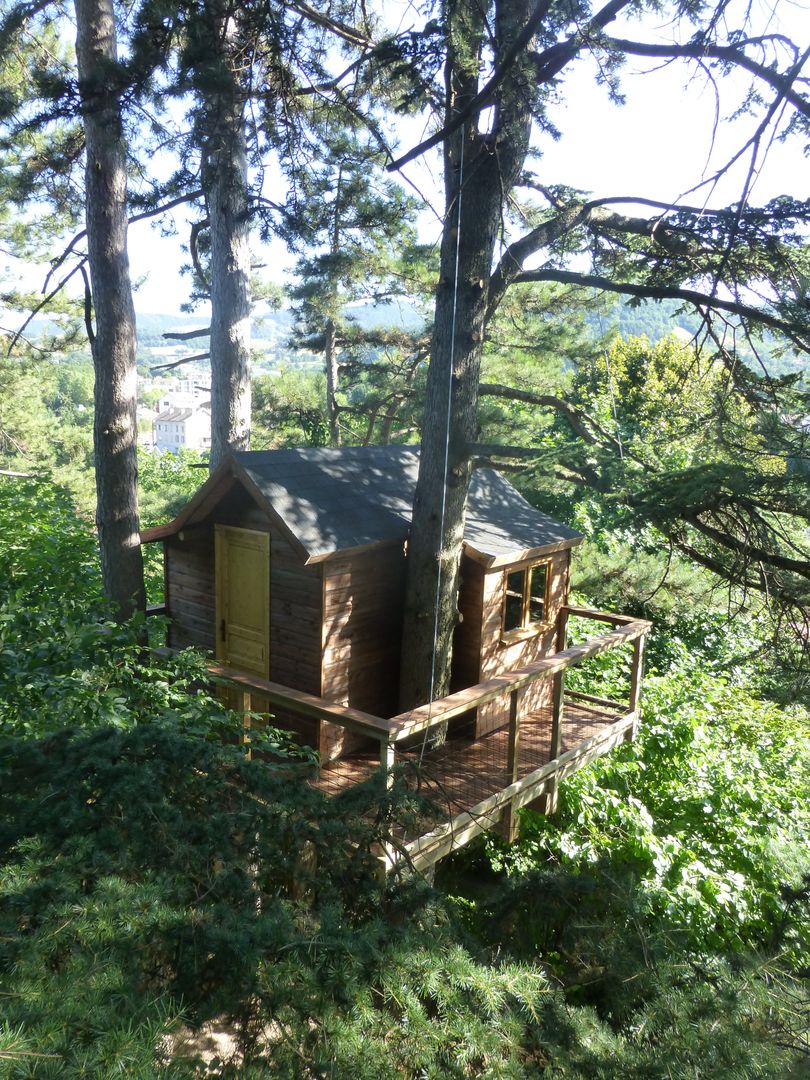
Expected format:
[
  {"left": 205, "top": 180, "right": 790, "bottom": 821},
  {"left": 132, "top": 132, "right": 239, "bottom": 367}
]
[{"left": 214, "top": 524, "right": 271, "bottom": 678}]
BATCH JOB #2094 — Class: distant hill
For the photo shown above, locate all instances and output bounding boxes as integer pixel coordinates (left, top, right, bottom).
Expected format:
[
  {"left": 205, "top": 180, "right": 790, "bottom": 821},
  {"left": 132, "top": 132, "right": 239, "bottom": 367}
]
[
  {"left": 134, "top": 299, "right": 425, "bottom": 348},
  {"left": 585, "top": 298, "right": 806, "bottom": 380},
  {"left": 17, "top": 295, "right": 806, "bottom": 382},
  {"left": 135, "top": 310, "right": 294, "bottom": 348}
]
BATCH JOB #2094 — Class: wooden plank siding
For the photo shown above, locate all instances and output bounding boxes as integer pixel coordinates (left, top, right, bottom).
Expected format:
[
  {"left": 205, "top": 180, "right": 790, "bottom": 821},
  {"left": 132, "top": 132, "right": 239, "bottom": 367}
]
[
  {"left": 475, "top": 549, "right": 570, "bottom": 737},
  {"left": 165, "top": 532, "right": 216, "bottom": 652},
  {"left": 320, "top": 542, "right": 407, "bottom": 761},
  {"left": 164, "top": 481, "right": 325, "bottom": 752},
  {"left": 451, "top": 555, "right": 485, "bottom": 692}
]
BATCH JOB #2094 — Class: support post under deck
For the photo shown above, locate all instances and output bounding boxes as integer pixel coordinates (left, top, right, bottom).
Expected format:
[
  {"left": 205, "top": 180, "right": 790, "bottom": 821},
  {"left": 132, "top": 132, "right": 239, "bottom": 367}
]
[
  {"left": 624, "top": 635, "right": 646, "bottom": 743},
  {"left": 543, "top": 669, "right": 565, "bottom": 814},
  {"left": 499, "top": 688, "right": 522, "bottom": 842}
]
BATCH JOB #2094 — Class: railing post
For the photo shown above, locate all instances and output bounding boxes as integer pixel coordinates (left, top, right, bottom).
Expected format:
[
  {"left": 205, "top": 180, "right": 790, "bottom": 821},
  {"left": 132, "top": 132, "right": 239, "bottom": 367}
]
[
  {"left": 380, "top": 736, "right": 396, "bottom": 789},
  {"left": 500, "top": 688, "right": 522, "bottom": 842},
  {"left": 626, "top": 634, "right": 646, "bottom": 740},
  {"left": 556, "top": 605, "right": 569, "bottom": 653},
  {"left": 545, "top": 669, "right": 565, "bottom": 815},
  {"left": 242, "top": 690, "right": 252, "bottom": 761},
  {"left": 376, "top": 737, "right": 397, "bottom": 878}
]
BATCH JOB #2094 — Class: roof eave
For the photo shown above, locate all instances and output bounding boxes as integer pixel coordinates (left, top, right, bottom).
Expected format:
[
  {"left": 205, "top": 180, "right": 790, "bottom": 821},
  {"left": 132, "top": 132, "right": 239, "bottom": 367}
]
[
  {"left": 467, "top": 534, "right": 584, "bottom": 570},
  {"left": 139, "top": 459, "right": 237, "bottom": 543}
]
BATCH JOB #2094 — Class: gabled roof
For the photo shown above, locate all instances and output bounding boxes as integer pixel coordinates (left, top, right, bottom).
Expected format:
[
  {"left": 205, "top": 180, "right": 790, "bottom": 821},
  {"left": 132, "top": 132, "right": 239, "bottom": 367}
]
[
  {"left": 140, "top": 445, "right": 583, "bottom": 567},
  {"left": 155, "top": 407, "right": 193, "bottom": 423}
]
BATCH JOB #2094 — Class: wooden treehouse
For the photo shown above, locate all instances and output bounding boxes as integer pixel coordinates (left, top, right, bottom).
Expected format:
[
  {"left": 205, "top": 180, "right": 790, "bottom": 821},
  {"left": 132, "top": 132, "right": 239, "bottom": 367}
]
[{"left": 142, "top": 446, "right": 650, "bottom": 874}]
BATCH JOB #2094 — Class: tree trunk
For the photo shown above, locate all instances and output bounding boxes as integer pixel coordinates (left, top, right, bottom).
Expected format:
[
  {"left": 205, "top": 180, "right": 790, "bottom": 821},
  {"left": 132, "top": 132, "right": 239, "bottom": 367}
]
[
  {"left": 202, "top": 4, "right": 252, "bottom": 470},
  {"left": 398, "top": 0, "right": 535, "bottom": 711},
  {"left": 325, "top": 170, "right": 343, "bottom": 447},
  {"left": 324, "top": 316, "right": 340, "bottom": 445},
  {"left": 74, "top": 0, "right": 145, "bottom": 620}
]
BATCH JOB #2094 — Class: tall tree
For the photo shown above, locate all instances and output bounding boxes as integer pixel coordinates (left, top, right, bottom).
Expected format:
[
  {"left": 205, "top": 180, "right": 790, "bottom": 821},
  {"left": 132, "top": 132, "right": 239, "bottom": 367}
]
[
  {"left": 391, "top": 0, "right": 810, "bottom": 708},
  {"left": 397, "top": 0, "right": 548, "bottom": 709},
  {"left": 73, "top": 0, "right": 145, "bottom": 618},
  {"left": 285, "top": 120, "right": 419, "bottom": 446},
  {"left": 184, "top": 0, "right": 252, "bottom": 468},
  {"left": 129, "top": 0, "right": 377, "bottom": 465}
]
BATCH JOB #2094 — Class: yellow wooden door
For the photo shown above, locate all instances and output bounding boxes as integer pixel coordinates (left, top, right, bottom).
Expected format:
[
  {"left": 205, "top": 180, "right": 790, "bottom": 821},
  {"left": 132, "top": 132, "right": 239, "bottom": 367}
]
[{"left": 215, "top": 526, "right": 270, "bottom": 725}]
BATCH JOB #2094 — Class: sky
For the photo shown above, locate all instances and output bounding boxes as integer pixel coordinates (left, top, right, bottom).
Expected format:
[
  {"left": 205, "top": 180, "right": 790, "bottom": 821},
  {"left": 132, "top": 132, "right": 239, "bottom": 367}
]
[{"left": 11, "top": 0, "right": 810, "bottom": 318}]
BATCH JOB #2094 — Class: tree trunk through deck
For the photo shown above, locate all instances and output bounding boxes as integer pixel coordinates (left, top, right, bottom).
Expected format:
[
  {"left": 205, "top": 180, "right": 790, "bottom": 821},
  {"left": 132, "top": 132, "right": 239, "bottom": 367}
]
[
  {"left": 74, "top": 0, "right": 145, "bottom": 619},
  {"left": 398, "top": 0, "right": 536, "bottom": 713},
  {"left": 202, "top": 1, "right": 252, "bottom": 470}
]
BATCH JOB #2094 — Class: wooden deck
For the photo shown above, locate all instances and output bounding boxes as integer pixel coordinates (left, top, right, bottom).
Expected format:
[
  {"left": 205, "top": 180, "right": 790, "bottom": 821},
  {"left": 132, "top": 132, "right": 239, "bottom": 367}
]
[
  {"left": 173, "top": 605, "right": 651, "bottom": 874},
  {"left": 313, "top": 698, "right": 623, "bottom": 815}
]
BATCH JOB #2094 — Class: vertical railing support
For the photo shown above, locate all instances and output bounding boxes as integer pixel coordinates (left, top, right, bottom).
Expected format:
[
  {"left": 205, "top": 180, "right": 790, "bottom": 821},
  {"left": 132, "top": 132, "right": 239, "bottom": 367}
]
[
  {"left": 377, "top": 737, "right": 397, "bottom": 877},
  {"left": 545, "top": 669, "right": 565, "bottom": 815},
  {"left": 500, "top": 688, "right": 522, "bottom": 842},
  {"left": 626, "top": 634, "right": 646, "bottom": 741},
  {"left": 555, "top": 605, "right": 569, "bottom": 654},
  {"left": 242, "top": 690, "right": 252, "bottom": 760},
  {"left": 380, "top": 737, "right": 396, "bottom": 789}
]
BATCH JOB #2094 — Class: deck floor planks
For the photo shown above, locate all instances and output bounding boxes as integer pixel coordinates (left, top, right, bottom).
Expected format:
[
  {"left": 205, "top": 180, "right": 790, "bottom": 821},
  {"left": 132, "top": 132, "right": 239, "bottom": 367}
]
[{"left": 312, "top": 700, "right": 623, "bottom": 819}]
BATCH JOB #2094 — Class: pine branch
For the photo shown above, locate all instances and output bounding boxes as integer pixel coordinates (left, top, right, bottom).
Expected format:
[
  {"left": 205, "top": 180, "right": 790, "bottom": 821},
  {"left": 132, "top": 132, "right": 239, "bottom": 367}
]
[
  {"left": 604, "top": 38, "right": 810, "bottom": 121},
  {"left": 44, "top": 190, "right": 203, "bottom": 294},
  {"left": 511, "top": 269, "right": 810, "bottom": 348},
  {"left": 388, "top": 0, "right": 633, "bottom": 171},
  {"left": 478, "top": 382, "right": 626, "bottom": 452},
  {"left": 162, "top": 327, "right": 211, "bottom": 341},
  {"left": 7, "top": 263, "right": 84, "bottom": 356},
  {"left": 684, "top": 511, "right": 810, "bottom": 579},
  {"left": 150, "top": 352, "right": 210, "bottom": 373},
  {"left": 286, "top": 0, "right": 372, "bottom": 47}
]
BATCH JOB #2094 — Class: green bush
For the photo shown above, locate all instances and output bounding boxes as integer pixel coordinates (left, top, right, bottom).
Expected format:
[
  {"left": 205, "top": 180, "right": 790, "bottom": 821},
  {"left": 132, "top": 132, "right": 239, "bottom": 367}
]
[{"left": 2, "top": 471, "right": 808, "bottom": 1077}]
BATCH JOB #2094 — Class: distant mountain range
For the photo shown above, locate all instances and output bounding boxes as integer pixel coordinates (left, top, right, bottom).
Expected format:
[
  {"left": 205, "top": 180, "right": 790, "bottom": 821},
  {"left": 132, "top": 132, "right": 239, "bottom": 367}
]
[
  {"left": 16, "top": 296, "right": 806, "bottom": 380},
  {"left": 135, "top": 298, "right": 426, "bottom": 348}
]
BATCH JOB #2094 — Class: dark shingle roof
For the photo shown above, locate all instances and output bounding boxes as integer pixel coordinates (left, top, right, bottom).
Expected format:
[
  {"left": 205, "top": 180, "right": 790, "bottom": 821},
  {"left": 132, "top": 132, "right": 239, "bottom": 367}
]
[
  {"left": 231, "top": 446, "right": 581, "bottom": 564},
  {"left": 155, "top": 407, "right": 193, "bottom": 423}
]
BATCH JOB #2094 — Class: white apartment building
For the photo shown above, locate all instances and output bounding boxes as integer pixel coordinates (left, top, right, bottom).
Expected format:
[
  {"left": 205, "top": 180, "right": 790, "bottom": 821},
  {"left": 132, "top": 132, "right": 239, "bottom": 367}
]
[{"left": 153, "top": 403, "right": 211, "bottom": 454}]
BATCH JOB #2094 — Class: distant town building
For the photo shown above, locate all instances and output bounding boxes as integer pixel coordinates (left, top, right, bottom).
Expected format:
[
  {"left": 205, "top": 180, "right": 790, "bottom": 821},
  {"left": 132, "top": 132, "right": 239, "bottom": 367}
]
[{"left": 153, "top": 403, "right": 211, "bottom": 454}]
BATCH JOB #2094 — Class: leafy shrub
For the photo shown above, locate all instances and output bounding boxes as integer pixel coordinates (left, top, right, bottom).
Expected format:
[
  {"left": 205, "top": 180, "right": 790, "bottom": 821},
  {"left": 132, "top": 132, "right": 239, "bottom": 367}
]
[
  {"left": 0, "top": 721, "right": 550, "bottom": 1077},
  {"left": 492, "top": 669, "right": 810, "bottom": 959}
]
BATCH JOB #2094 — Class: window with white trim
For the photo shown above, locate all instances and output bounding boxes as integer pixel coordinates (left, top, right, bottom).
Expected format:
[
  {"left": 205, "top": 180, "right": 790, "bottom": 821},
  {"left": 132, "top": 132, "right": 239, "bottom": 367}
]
[{"left": 502, "top": 561, "right": 550, "bottom": 636}]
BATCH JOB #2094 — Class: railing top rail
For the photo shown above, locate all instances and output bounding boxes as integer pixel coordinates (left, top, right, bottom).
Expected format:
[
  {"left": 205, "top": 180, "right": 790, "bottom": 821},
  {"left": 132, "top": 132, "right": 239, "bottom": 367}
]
[
  {"left": 562, "top": 605, "right": 640, "bottom": 626},
  {"left": 158, "top": 607, "right": 650, "bottom": 750},
  {"left": 206, "top": 662, "right": 394, "bottom": 739},
  {"left": 388, "top": 617, "right": 651, "bottom": 743}
]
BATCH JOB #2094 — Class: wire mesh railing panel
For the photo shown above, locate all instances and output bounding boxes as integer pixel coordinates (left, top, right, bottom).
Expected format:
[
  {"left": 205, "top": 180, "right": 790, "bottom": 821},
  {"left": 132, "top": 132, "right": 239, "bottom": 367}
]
[{"left": 312, "top": 699, "right": 625, "bottom": 834}]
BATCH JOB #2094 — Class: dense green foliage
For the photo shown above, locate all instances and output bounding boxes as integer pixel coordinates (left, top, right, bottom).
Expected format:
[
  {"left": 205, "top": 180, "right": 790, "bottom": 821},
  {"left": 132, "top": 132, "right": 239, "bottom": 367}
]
[{"left": 1, "top": 467, "right": 808, "bottom": 1076}]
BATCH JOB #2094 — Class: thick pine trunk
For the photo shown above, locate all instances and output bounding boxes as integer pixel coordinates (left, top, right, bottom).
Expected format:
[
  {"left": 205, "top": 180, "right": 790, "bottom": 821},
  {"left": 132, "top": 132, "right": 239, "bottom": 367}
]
[
  {"left": 398, "top": 0, "right": 535, "bottom": 711},
  {"left": 324, "top": 316, "right": 340, "bottom": 446},
  {"left": 75, "top": 0, "right": 145, "bottom": 620},
  {"left": 203, "top": 6, "right": 252, "bottom": 470}
]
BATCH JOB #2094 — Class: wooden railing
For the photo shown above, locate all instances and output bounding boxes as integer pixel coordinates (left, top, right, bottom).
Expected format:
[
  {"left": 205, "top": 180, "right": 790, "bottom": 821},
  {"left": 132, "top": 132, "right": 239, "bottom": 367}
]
[
  {"left": 205, "top": 605, "right": 650, "bottom": 783},
  {"left": 173, "top": 606, "right": 651, "bottom": 870}
]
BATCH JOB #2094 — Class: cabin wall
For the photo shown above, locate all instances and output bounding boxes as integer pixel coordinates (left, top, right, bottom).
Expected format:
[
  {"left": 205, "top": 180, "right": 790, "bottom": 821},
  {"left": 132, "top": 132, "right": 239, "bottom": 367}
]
[
  {"left": 320, "top": 541, "right": 407, "bottom": 761},
  {"left": 451, "top": 555, "right": 485, "bottom": 692},
  {"left": 165, "top": 531, "right": 216, "bottom": 652},
  {"left": 476, "top": 550, "right": 570, "bottom": 737},
  {"left": 164, "top": 483, "right": 324, "bottom": 751}
]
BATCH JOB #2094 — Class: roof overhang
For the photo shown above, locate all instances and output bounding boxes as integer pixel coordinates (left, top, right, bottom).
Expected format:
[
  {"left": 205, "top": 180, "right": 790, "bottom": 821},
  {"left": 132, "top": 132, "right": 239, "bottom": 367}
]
[
  {"left": 139, "top": 455, "right": 311, "bottom": 562},
  {"left": 466, "top": 535, "right": 584, "bottom": 570}
]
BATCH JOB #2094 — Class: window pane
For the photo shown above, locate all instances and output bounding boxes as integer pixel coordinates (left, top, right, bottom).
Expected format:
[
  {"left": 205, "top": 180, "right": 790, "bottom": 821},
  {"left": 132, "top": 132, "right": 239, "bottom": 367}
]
[
  {"left": 528, "top": 564, "right": 547, "bottom": 624},
  {"left": 506, "top": 570, "right": 524, "bottom": 596},
  {"left": 504, "top": 593, "right": 523, "bottom": 631},
  {"left": 503, "top": 569, "right": 526, "bottom": 631}
]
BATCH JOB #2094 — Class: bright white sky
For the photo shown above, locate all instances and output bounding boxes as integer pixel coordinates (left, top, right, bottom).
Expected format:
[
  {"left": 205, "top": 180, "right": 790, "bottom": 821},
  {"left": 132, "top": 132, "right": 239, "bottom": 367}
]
[{"left": 30, "top": 0, "right": 810, "bottom": 316}]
